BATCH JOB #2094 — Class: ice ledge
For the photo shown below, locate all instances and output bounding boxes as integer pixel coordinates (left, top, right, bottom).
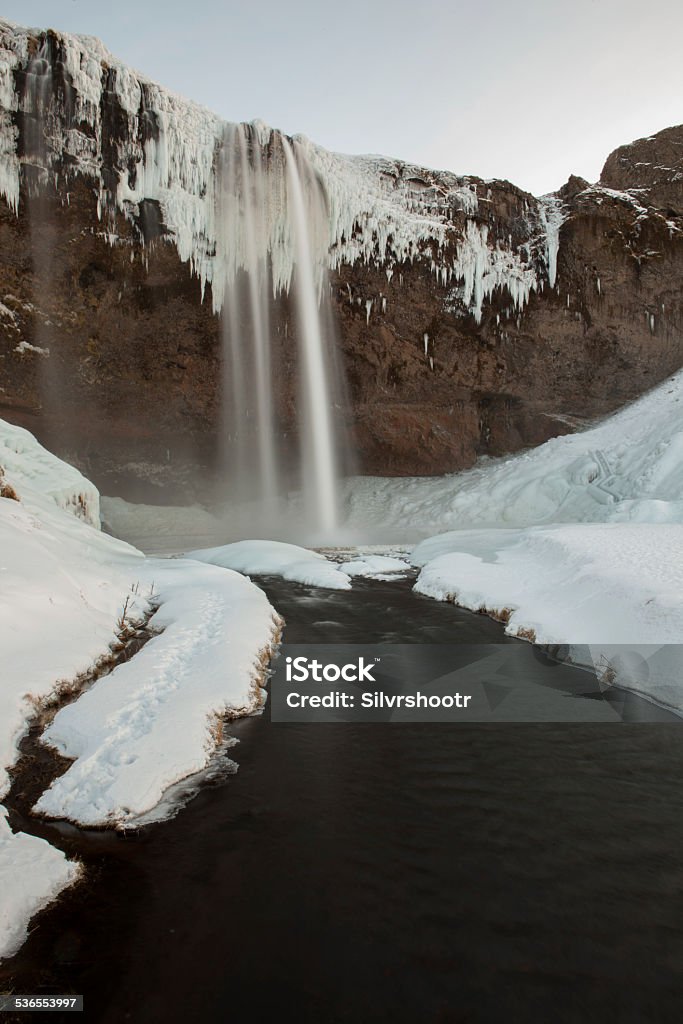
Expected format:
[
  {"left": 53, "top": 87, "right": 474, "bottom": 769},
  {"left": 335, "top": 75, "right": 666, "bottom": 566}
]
[{"left": 0, "top": 19, "right": 561, "bottom": 320}]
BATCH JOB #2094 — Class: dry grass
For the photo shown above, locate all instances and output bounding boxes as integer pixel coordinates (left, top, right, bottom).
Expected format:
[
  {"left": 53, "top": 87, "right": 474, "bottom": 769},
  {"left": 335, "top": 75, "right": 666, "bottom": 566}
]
[
  {"left": 486, "top": 606, "right": 512, "bottom": 624},
  {"left": 441, "top": 588, "right": 536, "bottom": 644},
  {"left": 207, "top": 712, "right": 225, "bottom": 746},
  {"left": 0, "top": 467, "right": 19, "bottom": 501},
  {"left": 516, "top": 626, "right": 537, "bottom": 643},
  {"left": 25, "top": 584, "right": 158, "bottom": 724},
  {"left": 204, "top": 611, "right": 285, "bottom": 752}
]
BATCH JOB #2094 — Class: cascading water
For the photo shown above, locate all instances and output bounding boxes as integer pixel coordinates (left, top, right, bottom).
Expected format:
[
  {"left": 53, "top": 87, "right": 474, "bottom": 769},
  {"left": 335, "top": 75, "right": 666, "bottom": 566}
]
[
  {"left": 282, "top": 138, "right": 339, "bottom": 534},
  {"left": 219, "top": 123, "right": 280, "bottom": 513},
  {"left": 216, "top": 124, "right": 345, "bottom": 538},
  {"left": 19, "top": 43, "right": 65, "bottom": 445}
]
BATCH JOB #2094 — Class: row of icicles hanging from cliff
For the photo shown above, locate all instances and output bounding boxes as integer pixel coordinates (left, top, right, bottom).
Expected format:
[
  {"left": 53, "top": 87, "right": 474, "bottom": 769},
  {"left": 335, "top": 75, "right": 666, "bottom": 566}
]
[{"left": 215, "top": 124, "right": 348, "bottom": 537}]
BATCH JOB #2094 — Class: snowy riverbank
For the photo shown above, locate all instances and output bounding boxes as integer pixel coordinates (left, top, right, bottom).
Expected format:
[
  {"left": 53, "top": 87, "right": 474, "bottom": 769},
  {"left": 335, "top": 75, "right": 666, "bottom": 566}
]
[
  {"left": 0, "top": 420, "right": 279, "bottom": 958},
  {"left": 411, "top": 525, "right": 683, "bottom": 711}
]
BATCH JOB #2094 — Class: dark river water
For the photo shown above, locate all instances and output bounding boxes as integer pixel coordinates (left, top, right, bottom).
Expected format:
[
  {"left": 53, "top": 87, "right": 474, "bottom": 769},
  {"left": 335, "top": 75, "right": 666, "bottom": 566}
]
[{"left": 3, "top": 577, "right": 683, "bottom": 1023}]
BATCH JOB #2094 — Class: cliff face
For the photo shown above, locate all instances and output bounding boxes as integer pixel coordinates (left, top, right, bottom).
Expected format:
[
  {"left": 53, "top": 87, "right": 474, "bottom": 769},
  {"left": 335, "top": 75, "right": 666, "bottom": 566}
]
[
  {"left": 338, "top": 166, "right": 683, "bottom": 474},
  {"left": 0, "top": 21, "right": 681, "bottom": 498}
]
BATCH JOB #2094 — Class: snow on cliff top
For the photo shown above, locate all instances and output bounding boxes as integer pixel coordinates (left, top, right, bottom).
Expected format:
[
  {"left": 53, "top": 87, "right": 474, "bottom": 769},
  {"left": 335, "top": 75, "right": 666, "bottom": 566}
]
[{"left": 0, "top": 19, "right": 560, "bottom": 320}]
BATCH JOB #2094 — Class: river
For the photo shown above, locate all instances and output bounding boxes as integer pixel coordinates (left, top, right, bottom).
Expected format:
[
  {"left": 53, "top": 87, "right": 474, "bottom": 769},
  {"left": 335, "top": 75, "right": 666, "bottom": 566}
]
[{"left": 2, "top": 575, "right": 683, "bottom": 1023}]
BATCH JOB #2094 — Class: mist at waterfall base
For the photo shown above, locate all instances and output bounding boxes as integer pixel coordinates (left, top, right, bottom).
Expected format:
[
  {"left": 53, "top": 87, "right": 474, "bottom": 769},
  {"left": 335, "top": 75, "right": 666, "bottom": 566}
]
[{"left": 211, "top": 124, "right": 352, "bottom": 545}]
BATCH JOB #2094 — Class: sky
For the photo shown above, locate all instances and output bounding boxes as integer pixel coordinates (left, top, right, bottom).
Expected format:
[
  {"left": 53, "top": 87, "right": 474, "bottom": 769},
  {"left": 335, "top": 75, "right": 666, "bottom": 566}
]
[{"left": 3, "top": 0, "right": 682, "bottom": 196}]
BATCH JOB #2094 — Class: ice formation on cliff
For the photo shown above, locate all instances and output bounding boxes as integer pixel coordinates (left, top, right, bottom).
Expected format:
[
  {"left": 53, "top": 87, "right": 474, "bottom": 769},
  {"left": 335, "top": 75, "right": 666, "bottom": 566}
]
[{"left": 0, "top": 18, "right": 562, "bottom": 320}]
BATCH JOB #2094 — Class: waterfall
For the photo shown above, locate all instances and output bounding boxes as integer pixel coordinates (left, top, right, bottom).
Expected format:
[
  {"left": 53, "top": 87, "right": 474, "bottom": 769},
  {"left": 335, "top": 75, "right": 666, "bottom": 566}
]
[
  {"left": 217, "top": 125, "right": 343, "bottom": 538},
  {"left": 20, "top": 42, "right": 67, "bottom": 450},
  {"left": 219, "top": 124, "right": 280, "bottom": 513}
]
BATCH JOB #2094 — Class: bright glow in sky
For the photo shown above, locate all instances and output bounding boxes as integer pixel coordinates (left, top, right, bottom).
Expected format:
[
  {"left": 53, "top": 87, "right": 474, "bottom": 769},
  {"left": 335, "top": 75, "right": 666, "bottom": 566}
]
[{"left": 4, "top": 0, "right": 682, "bottom": 196}]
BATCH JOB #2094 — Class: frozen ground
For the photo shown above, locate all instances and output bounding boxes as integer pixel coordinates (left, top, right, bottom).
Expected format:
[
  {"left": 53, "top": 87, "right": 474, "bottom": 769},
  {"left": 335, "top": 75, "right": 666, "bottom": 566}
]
[
  {"left": 0, "top": 418, "right": 278, "bottom": 957},
  {"left": 189, "top": 541, "right": 414, "bottom": 587},
  {"left": 336, "top": 553, "right": 413, "bottom": 580},
  {"left": 344, "top": 369, "right": 683, "bottom": 535},
  {"left": 0, "top": 809, "right": 80, "bottom": 961},
  {"left": 189, "top": 539, "right": 352, "bottom": 590},
  {"left": 35, "top": 557, "right": 278, "bottom": 827},
  {"left": 102, "top": 496, "right": 228, "bottom": 555},
  {"left": 411, "top": 525, "right": 683, "bottom": 711},
  {"left": 102, "top": 369, "right": 683, "bottom": 557},
  {"left": 398, "top": 370, "right": 683, "bottom": 706}
]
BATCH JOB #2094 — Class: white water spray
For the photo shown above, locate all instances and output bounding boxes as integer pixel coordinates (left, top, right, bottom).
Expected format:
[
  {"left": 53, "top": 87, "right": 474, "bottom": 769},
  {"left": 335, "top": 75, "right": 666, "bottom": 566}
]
[
  {"left": 217, "top": 125, "right": 344, "bottom": 537},
  {"left": 283, "top": 138, "right": 339, "bottom": 533}
]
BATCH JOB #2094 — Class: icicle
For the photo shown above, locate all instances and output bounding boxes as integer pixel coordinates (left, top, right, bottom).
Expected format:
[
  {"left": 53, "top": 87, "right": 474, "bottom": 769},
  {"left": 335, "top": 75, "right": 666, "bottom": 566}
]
[
  {"left": 423, "top": 333, "right": 429, "bottom": 354},
  {"left": 365, "top": 299, "right": 372, "bottom": 325}
]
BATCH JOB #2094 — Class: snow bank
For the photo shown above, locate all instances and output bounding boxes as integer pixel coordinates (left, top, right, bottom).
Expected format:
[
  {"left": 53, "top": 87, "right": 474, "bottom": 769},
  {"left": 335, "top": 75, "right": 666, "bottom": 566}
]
[
  {"left": 0, "top": 809, "right": 79, "bottom": 961},
  {"left": 412, "top": 524, "right": 683, "bottom": 710},
  {"left": 1, "top": 418, "right": 281, "bottom": 958},
  {"left": 101, "top": 495, "right": 227, "bottom": 555},
  {"left": 0, "top": 431, "right": 142, "bottom": 796},
  {"left": 344, "top": 369, "right": 683, "bottom": 538},
  {"left": 338, "top": 553, "right": 412, "bottom": 579},
  {"left": 0, "top": 420, "right": 138, "bottom": 958},
  {"left": 35, "top": 558, "right": 280, "bottom": 827},
  {"left": 0, "top": 418, "right": 100, "bottom": 526},
  {"left": 190, "top": 539, "right": 351, "bottom": 590},
  {"left": 0, "top": 420, "right": 280, "bottom": 826}
]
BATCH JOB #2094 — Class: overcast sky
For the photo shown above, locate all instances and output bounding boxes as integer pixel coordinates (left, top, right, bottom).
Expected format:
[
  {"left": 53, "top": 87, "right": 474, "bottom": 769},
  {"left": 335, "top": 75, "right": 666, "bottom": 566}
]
[{"left": 4, "top": 0, "right": 682, "bottom": 195}]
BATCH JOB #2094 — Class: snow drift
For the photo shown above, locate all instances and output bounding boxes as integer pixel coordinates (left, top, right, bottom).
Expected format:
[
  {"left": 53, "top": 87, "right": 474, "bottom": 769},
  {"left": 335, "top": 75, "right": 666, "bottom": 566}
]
[
  {"left": 0, "top": 417, "right": 280, "bottom": 956},
  {"left": 345, "top": 368, "right": 683, "bottom": 538},
  {"left": 190, "top": 539, "right": 352, "bottom": 590},
  {"left": 411, "top": 524, "right": 683, "bottom": 712}
]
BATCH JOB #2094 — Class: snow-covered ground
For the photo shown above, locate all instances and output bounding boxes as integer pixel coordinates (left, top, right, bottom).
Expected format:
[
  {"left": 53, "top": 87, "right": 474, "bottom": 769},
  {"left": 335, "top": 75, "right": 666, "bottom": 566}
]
[
  {"left": 189, "top": 540, "right": 415, "bottom": 587},
  {"left": 395, "top": 370, "right": 683, "bottom": 709},
  {"left": 337, "top": 553, "right": 412, "bottom": 580},
  {"left": 34, "top": 557, "right": 279, "bottom": 826},
  {"left": 1, "top": 419, "right": 101, "bottom": 527},
  {"left": 0, "top": 421, "right": 144, "bottom": 797},
  {"left": 344, "top": 369, "right": 683, "bottom": 536},
  {"left": 102, "top": 495, "right": 229, "bottom": 555},
  {"left": 0, "top": 809, "right": 80, "bottom": 961},
  {"left": 190, "top": 539, "right": 352, "bottom": 590},
  {"left": 0, "top": 418, "right": 279, "bottom": 957},
  {"left": 411, "top": 525, "right": 683, "bottom": 710},
  {"left": 103, "top": 367, "right": 683, "bottom": 551}
]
